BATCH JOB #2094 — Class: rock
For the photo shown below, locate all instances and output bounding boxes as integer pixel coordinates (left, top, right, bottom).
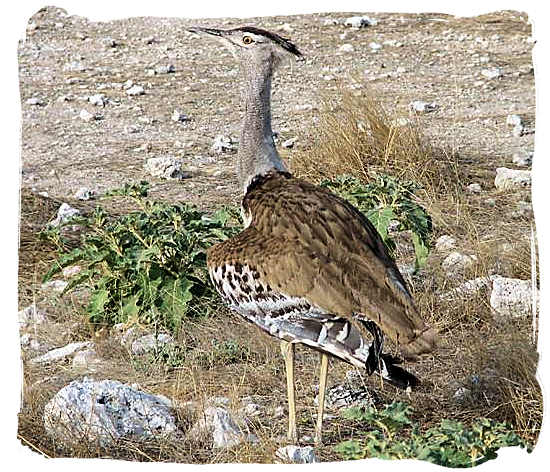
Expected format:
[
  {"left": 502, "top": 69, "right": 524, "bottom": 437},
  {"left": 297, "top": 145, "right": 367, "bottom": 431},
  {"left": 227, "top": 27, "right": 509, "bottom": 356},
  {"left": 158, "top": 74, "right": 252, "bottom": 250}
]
[
  {"left": 88, "top": 94, "right": 106, "bottom": 107},
  {"left": 31, "top": 341, "right": 93, "bottom": 365},
  {"left": 506, "top": 114, "right": 523, "bottom": 127},
  {"left": 62, "top": 265, "right": 82, "bottom": 278},
  {"left": 511, "top": 200, "right": 533, "bottom": 219},
  {"left": 19, "top": 304, "right": 47, "bottom": 329},
  {"left": 275, "top": 445, "right": 318, "bottom": 464},
  {"left": 49, "top": 203, "right": 80, "bottom": 227},
  {"left": 75, "top": 187, "right": 94, "bottom": 200},
  {"left": 512, "top": 150, "right": 533, "bottom": 167},
  {"left": 171, "top": 110, "right": 190, "bottom": 122},
  {"left": 144, "top": 156, "right": 190, "bottom": 180},
  {"left": 314, "top": 378, "right": 376, "bottom": 410},
  {"left": 72, "top": 348, "right": 102, "bottom": 370},
  {"left": 369, "top": 42, "right": 382, "bottom": 51},
  {"left": 441, "top": 251, "right": 477, "bottom": 275},
  {"left": 282, "top": 137, "right": 297, "bottom": 148},
  {"left": 494, "top": 167, "right": 531, "bottom": 190},
  {"left": 278, "top": 23, "right": 294, "bottom": 34},
  {"left": 466, "top": 183, "right": 482, "bottom": 194},
  {"left": 131, "top": 333, "right": 174, "bottom": 355},
  {"left": 344, "top": 16, "right": 378, "bottom": 28},
  {"left": 481, "top": 68, "right": 502, "bottom": 79},
  {"left": 102, "top": 37, "right": 118, "bottom": 48},
  {"left": 212, "top": 135, "right": 234, "bottom": 153},
  {"left": 44, "top": 377, "right": 176, "bottom": 447},
  {"left": 409, "top": 100, "right": 438, "bottom": 114},
  {"left": 41, "top": 279, "right": 69, "bottom": 293},
  {"left": 453, "top": 386, "right": 473, "bottom": 403},
  {"left": 154, "top": 64, "right": 175, "bottom": 74},
  {"left": 188, "top": 406, "right": 251, "bottom": 448},
  {"left": 323, "top": 18, "right": 340, "bottom": 26},
  {"left": 490, "top": 276, "right": 535, "bottom": 319},
  {"left": 440, "top": 276, "right": 495, "bottom": 301},
  {"left": 339, "top": 43, "right": 354, "bottom": 52},
  {"left": 26, "top": 97, "right": 43, "bottom": 106},
  {"left": 239, "top": 402, "right": 263, "bottom": 418},
  {"left": 273, "top": 405, "right": 285, "bottom": 418},
  {"left": 126, "top": 85, "right": 145, "bottom": 96},
  {"left": 21, "top": 333, "right": 43, "bottom": 352},
  {"left": 512, "top": 124, "right": 524, "bottom": 137},
  {"left": 435, "top": 235, "right": 457, "bottom": 252},
  {"left": 295, "top": 104, "right": 313, "bottom": 111},
  {"left": 79, "top": 109, "right": 100, "bottom": 121}
]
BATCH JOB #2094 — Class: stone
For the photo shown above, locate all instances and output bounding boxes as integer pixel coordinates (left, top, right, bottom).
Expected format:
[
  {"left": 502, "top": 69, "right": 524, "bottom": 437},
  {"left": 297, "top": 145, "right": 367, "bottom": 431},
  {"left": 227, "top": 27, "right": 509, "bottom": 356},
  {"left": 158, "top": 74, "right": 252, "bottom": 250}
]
[
  {"left": 41, "top": 279, "right": 69, "bottom": 293},
  {"left": 44, "top": 377, "right": 176, "bottom": 447},
  {"left": 314, "top": 374, "right": 376, "bottom": 410},
  {"left": 79, "top": 109, "right": 98, "bottom": 121},
  {"left": 88, "top": 94, "right": 106, "bottom": 107},
  {"left": 512, "top": 150, "right": 533, "bottom": 167},
  {"left": 72, "top": 348, "right": 102, "bottom": 370},
  {"left": 75, "top": 187, "right": 94, "bottom": 200},
  {"left": 21, "top": 334, "right": 43, "bottom": 352},
  {"left": 131, "top": 333, "right": 174, "bottom": 355},
  {"left": 344, "top": 16, "right": 378, "bottom": 28},
  {"left": 49, "top": 203, "right": 80, "bottom": 227},
  {"left": 494, "top": 167, "right": 531, "bottom": 190},
  {"left": 442, "top": 252, "right": 477, "bottom": 275},
  {"left": 282, "top": 137, "right": 297, "bottom": 148},
  {"left": 275, "top": 445, "right": 318, "bottom": 464},
  {"left": 511, "top": 200, "right": 533, "bottom": 219},
  {"left": 506, "top": 114, "right": 523, "bottom": 127},
  {"left": 212, "top": 135, "right": 234, "bottom": 153},
  {"left": 339, "top": 43, "right": 354, "bottom": 52},
  {"left": 435, "top": 235, "right": 457, "bottom": 252},
  {"left": 409, "top": 100, "right": 438, "bottom": 114},
  {"left": 62, "top": 265, "right": 82, "bottom": 278},
  {"left": 26, "top": 97, "right": 43, "bottom": 106},
  {"left": 453, "top": 386, "right": 473, "bottom": 403},
  {"left": 440, "top": 276, "right": 495, "bottom": 301},
  {"left": 171, "top": 110, "right": 190, "bottom": 122},
  {"left": 18, "top": 303, "right": 47, "bottom": 329},
  {"left": 126, "top": 85, "right": 145, "bottom": 96},
  {"left": 154, "top": 64, "right": 175, "bottom": 74},
  {"left": 490, "top": 276, "right": 536, "bottom": 319},
  {"left": 481, "top": 68, "right": 502, "bottom": 79},
  {"left": 369, "top": 42, "right": 382, "bottom": 51},
  {"left": 31, "top": 341, "right": 93, "bottom": 365},
  {"left": 466, "top": 183, "right": 482, "bottom": 194},
  {"left": 144, "top": 156, "right": 190, "bottom": 180},
  {"left": 188, "top": 406, "right": 251, "bottom": 448},
  {"left": 512, "top": 124, "right": 524, "bottom": 137}
]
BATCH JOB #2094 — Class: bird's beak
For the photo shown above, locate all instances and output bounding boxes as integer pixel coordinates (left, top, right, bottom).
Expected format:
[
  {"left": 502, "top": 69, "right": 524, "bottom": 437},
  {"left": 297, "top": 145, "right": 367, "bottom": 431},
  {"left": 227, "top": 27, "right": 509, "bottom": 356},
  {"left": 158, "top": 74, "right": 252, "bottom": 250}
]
[{"left": 187, "top": 26, "right": 225, "bottom": 37}]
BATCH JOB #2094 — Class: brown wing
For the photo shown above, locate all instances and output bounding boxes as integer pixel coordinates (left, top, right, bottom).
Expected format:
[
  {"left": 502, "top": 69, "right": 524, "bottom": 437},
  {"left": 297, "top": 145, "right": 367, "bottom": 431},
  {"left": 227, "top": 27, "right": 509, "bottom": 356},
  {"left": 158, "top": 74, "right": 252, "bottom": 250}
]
[{"left": 209, "top": 172, "right": 437, "bottom": 358}]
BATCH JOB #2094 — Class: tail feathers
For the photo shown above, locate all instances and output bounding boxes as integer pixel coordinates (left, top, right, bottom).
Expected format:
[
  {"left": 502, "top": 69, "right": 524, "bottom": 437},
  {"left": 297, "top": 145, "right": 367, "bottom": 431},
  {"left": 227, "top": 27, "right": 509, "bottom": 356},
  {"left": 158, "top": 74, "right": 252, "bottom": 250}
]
[{"left": 378, "top": 353, "right": 420, "bottom": 389}]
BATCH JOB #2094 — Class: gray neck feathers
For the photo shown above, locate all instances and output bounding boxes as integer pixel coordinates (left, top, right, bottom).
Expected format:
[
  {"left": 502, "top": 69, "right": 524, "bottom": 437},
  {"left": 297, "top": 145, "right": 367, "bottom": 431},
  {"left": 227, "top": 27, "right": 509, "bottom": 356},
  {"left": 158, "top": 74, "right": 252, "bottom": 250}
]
[{"left": 238, "top": 56, "right": 287, "bottom": 194}]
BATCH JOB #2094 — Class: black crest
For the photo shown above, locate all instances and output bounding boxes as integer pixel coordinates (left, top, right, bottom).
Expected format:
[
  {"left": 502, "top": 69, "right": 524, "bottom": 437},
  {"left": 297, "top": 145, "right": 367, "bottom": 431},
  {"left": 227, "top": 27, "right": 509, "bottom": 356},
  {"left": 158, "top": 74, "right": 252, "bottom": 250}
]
[{"left": 232, "top": 26, "right": 302, "bottom": 57}]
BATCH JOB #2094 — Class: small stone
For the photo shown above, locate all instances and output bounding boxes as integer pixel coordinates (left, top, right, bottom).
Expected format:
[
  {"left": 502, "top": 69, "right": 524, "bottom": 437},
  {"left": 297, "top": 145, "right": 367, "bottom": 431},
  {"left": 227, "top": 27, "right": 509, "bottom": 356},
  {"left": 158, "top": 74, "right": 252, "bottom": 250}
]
[
  {"left": 442, "top": 252, "right": 477, "bottom": 275},
  {"left": 26, "top": 97, "right": 43, "bottom": 106},
  {"left": 72, "top": 348, "right": 102, "bottom": 370},
  {"left": 453, "top": 386, "right": 473, "bottom": 403},
  {"left": 18, "top": 304, "right": 47, "bottom": 329},
  {"left": 79, "top": 109, "right": 97, "bottom": 122},
  {"left": 75, "top": 187, "right": 94, "bottom": 200},
  {"left": 295, "top": 104, "right": 313, "bottom": 111},
  {"left": 171, "top": 110, "right": 190, "bottom": 122},
  {"left": 323, "top": 18, "right": 340, "bottom": 26},
  {"left": 273, "top": 406, "right": 285, "bottom": 418},
  {"left": 481, "top": 68, "right": 502, "bottom": 79},
  {"left": 31, "top": 341, "right": 92, "bottom": 365},
  {"left": 511, "top": 200, "right": 533, "bottom": 219},
  {"left": 126, "top": 85, "right": 145, "bottom": 96},
  {"left": 49, "top": 203, "right": 80, "bottom": 227},
  {"left": 188, "top": 406, "right": 250, "bottom": 448},
  {"left": 212, "top": 135, "right": 234, "bottom": 153},
  {"left": 282, "top": 137, "right": 297, "bottom": 148},
  {"left": 344, "top": 16, "right": 378, "bottom": 28},
  {"left": 441, "top": 277, "right": 495, "bottom": 301},
  {"left": 154, "top": 65, "right": 175, "bottom": 74},
  {"left": 466, "top": 183, "right": 482, "bottom": 194},
  {"left": 41, "top": 279, "right": 69, "bottom": 293},
  {"left": 494, "top": 167, "right": 531, "bottom": 190},
  {"left": 278, "top": 23, "right": 293, "bottom": 34},
  {"left": 62, "top": 265, "right": 82, "bottom": 278},
  {"left": 88, "top": 94, "right": 106, "bottom": 107},
  {"left": 409, "top": 100, "right": 438, "bottom": 114},
  {"left": 369, "top": 42, "right": 382, "bottom": 51},
  {"left": 506, "top": 114, "right": 523, "bottom": 127},
  {"left": 275, "top": 445, "right": 318, "bottom": 464},
  {"left": 512, "top": 124, "right": 524, "bottom": 137},
  {"left": 144, "top": 156, "right": 190, "bottom": 180},
  {"left": 339, "top": 43, "right": 354, "bottom": 52},
  {"left": 102, "top": 37, "right": 118, "bottom": 48},
  {"left": 435, "top": 235, "right": 457, "bottom": 252},
  {"left": 131, "top": 333, "right": 174, "bottom": 355},
  {"left": 490, "top": 276, "right": 536, "bottom": 319},
  {"left": 512, "top": 150, "right": 533, "bottom": 167}
]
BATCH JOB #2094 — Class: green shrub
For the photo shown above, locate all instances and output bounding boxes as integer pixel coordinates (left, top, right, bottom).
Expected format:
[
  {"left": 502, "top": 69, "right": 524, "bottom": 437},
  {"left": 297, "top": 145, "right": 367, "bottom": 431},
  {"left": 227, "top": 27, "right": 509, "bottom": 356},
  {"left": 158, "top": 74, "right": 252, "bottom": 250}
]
[
  {"left": 320, "top": 174, "right": 432, "bottom": 270},
  {"left": 41, "top": 182, "right": 241, "bottom": 333},
  {"left": 335, "top": 402, "right": 531, "bottom": 467}
]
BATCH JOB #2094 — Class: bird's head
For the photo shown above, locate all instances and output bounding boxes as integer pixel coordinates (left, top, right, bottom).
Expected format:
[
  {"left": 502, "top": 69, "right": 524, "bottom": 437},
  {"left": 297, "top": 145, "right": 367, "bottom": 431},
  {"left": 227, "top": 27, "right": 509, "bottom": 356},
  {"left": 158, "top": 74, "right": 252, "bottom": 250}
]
[{"left": 187, "top": 26, "right": 302, "bottom": 69}]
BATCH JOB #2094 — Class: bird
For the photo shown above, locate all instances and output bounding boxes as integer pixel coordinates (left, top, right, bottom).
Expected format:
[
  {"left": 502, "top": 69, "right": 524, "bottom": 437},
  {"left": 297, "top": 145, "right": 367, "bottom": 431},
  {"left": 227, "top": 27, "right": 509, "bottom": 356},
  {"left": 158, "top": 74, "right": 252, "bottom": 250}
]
[{"left": 187, "top": 25, "right": 438, "bottom": 444}]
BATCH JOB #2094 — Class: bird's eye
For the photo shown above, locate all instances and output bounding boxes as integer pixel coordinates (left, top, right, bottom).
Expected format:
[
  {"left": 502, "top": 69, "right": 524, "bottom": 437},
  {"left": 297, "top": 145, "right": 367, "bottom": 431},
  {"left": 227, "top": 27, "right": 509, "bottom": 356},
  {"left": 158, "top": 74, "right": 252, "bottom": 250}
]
[{"left": 242, "top": 35, "right": 253, "bottom": 45}]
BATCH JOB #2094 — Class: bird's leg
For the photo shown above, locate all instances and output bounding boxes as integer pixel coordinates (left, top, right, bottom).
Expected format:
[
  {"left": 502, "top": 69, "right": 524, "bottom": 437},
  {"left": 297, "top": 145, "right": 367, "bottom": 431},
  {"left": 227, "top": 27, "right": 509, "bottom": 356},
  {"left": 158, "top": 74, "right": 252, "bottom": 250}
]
[
  {"left": 280, "top": 340, "right": 297, "bottom": 442},
  {"left": 315, "top": 352, "right": 329, "bottom": 445}
]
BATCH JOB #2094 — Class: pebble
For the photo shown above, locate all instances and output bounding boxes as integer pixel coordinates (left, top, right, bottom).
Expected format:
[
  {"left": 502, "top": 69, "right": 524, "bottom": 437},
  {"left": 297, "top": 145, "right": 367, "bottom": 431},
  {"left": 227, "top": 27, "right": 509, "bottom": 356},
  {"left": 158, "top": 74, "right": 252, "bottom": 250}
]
[
  {"left": 171, "top": 110, "right": 190, "bottom": 122},
  {"left": 126, "top": 85, "right": 145, "bottom": 96},
  {"left": 144, "top": 156, "right": 190, "bottom": 180},
  {"left": 339, "top": 43, "right": 355, "bottom": 52},
  {"left": 409, "top": 100, "right": 438, "bottom": 113},
  {"left": 276, "top": 445, "right": 317, "bottom": 464},
  {"left": 188, "top": 406, "right": 253, "bottom": 448},
  {"left": 72, "top": 348, "right": 102, "bottom": 370},
  {"left": 88, "top": 94, "right": 106, "bottom": 107},
  {"left": 344, "top": 16, "right": 378, "bottom": 28},
  {"left": 79, "top": 109, "right": 100, "bottom": 122},
  {"left": 282, "top": 137, "right": 297, "bottom": 148},
  {"left": 49, "top": 202, "right": 80, "bottom": 227},
  {"left": 481, "top": 68, "right": 502, "bottom": 79},
  {"left": 154, "top": 65, "right": 175, "bottom": 74},
  {"left": 131, "top": 333, "right": 174, "bottom": 355},
  {"left": 512, "top": 150, "right": 533, "bottom": 167},
  {"left": 435, "top": 235, "right": 457, "bottom": 252},
  {"left": 442, "top": 252, "right": 478, "bottom": 275},
  {"left": 75, "top": 187, "right": 94, "bottom": 200},
  {"left": 30, "top": 341, "right": 93, "bottom": 365},
  {"left": 26, "top": 97, "right": 43, "bottom": 106},
  {"left": 512, "top": 124, "right": 524, "bottom": 137},
  {"left": 212, "top": 135, "right": 234, "bottom": 153},
  {"left": 18, "top": 303, "right": 47, "bottom": 329},
  {"left": 369, "top": 42, "right": 382, "bottom": 51},
  {"left": 490, "top": 276, "right": 536, "bottom": 319},
  {"left": 494, "top": 167, "right": 531, "bottom": 190},
  {"left": 506, "top": 114, "right": 523, "bottom": 127},
  {"left": 466, "top": 183, "right": 482, "bottom": 194}
]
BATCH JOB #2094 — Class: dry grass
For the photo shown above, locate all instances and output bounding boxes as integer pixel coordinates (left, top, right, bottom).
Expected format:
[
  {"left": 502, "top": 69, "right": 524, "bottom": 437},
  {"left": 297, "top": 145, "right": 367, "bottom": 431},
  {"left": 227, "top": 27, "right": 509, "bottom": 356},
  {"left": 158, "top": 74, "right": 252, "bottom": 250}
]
[{"left": 17, "top": 87, "right": 541, "bottom": 462}]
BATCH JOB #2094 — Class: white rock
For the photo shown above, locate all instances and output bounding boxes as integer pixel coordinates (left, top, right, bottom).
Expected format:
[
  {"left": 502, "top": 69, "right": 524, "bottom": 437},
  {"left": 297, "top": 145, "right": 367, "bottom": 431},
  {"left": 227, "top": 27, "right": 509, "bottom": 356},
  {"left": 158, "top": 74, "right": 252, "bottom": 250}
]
[
  {"left": 512, "top": 124, "right": 524, "bottom": 137},
  {"left": 49, "top": 203, "right": 80, "bottom": 227},
  {"left": 154, "top": 64, "right": 175, "bottom": 74},
  {"left": 494, "top": 167, "right": 531, "bottom": 190},
  {"left": 481, "top": 68, "right": 502, "bottom": 79},
  {"left": 72, "top": 348, "right": 102, "bottom": 370},
  {"left": 123, "top": 79, "right": 134, "bottom": 89},
  {"left": 278, "top": 23, "right": 294, "bottom": 34},
  {"left": 339, "top": 43, "right": 354, "bottom": 52},
  {"left": 369, "top": 42, "right": 382, "bottom": 51},
  {"left": 344, "top": 16, "right": 378, "bottom": 28},
  {"left": 453, "top": 386, "right": 472, "bottom": 402},
  {"left": 31, "top": 341, "right": 92, "bottom": 365},
  {"left": 171, "top": 110, "right": 190, "bottom": 122},
  {"left": 506, "top": 114, "right": 523, "bottom": 127},
  {"left": 75, "top": 187, "right": 94, "bottom": 200},
  {"left": 435, "top": 235, "right": 457, "bottom": 252},
  {"left": 512, "top": 151, "right": 533, "bottom": 167},
  {"left": 440, "top": 276, "right": 495, "bottom": 301},
  {"left": 295, "top": 104, "right": 313, "bottom": 111},
  {"left": 273, "top": 405, "right": 285, "bottom": 418},
  {"left": 409, "top": 100, "right": 438, "bottom": 114},
  {"left": 126, "top": 85, "right": 145, "bottom": 96},
  {"left": 188, "top": 406, "right": 250, "bottom": 448},
  {"left": 26, "top": 97, "right": 43, "bottom": 106},
  {"left": 276, "top": 445, "right": 318, "bottom": 464},
  {"left": 282, "top": 137, "right": 297, "bottom": 148},
  {"left": 212, "top": 135, "right": 234, "bottom": 153},
  {"left": 62, "top": 265, "right": 82, "bottom": 278},
  {"left": 490, "top": 276, "right": 535, "bottom": 319},
  {"left": 21, "top": 334, "right": 42, "bottom": 352},
  {"left": 41, "top": 279, "right": 69, "bottom": 293},
  {"left": 466, "top": 183, "right": 482, "bottom": 194},
  {"left": 131, "top": 333, "right": 174, "bottom": 355},
  {"left": 323, "top": 18, "right": 340, "bottom": 26},
  {"left": 88, "top": 94, "right": 106, "bottom": 107},
  {"left": 18, "top": 304, "right": 47, "bottom": 328},
  {"left": 442, "top": 252, "right": 477, "bottom": 274},
  {"left": 79, "top": 109, "right": 97, "bottom": 121},
  {"left": 144, "top": 156, "right": 190, "bottom": 180},
  {"left": 43, "top": 377, "right": 176, "bottom": 447}
]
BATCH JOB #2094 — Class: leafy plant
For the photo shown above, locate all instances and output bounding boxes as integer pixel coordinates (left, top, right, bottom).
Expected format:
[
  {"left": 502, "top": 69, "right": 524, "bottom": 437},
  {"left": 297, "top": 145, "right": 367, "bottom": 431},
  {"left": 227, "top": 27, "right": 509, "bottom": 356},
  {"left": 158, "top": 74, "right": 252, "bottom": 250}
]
[
  {"left": 195, "top": 339, "right": 251, "bottom": 368},
  {"left": 336, "top": 402, "right": 531, "bottom": 467},
  {"left": 320, "top": 174, "right": 432, "bottom": 270},
  {"left": 41, "top": 182, "right": 241, "bottom": 333}
]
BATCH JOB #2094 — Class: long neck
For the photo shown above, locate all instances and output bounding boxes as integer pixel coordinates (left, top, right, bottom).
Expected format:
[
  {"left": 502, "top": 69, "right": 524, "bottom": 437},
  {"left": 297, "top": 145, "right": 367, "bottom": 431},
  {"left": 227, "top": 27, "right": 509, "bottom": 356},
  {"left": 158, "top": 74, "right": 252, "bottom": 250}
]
[{"left": 238, "top": 58, "right": 287, "bottom": 194}]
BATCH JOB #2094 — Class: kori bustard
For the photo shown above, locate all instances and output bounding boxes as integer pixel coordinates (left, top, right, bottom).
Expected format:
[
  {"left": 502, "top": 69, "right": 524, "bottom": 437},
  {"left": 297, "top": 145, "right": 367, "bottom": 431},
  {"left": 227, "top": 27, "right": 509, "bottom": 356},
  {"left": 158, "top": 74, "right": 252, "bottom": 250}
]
[{"left": 188, "top": 25, "right": 437, "bottom": 444}]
